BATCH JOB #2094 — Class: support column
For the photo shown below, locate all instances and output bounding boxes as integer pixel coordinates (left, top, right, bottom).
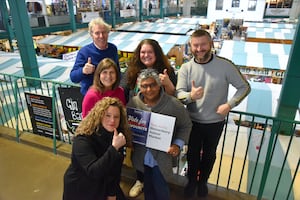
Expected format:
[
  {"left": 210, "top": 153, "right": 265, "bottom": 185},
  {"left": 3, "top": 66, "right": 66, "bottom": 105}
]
[
  {"left": 276, "top": 17, "right": 300, "bottom": 135},
  {"left": 139, "top": 0, "right": 143, "bottom": 21},
  {"left": 110, "top": 0, "right": 116, "bottom": 28},
  {"left": 0, "top": 0, "right": 15, "bottom": 52},
  {"left": 160, "top": 0, "right": 164, "bottom": 18},
  {"left": 8, "top": 0, "right": 40, "bottom": 83},
  {"left": 289, "top": 0, "right": 300, "bottom": 21},
  {"left": 67, "top": 0, "right": 76, "bottom": 32}
]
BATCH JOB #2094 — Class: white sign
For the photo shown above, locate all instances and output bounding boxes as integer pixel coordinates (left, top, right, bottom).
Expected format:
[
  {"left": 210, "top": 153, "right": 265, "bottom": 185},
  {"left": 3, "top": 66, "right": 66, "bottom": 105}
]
[
  {"left": 120, "top": 9, "right": 136, "bottom": 17},
  {"left": 146, "top": 112, "right": 176, "bottom": 152},
  {"left": 127, "top": 107, "right": 176, "bottom": 152},
  {"left": 81, "top": 12, "right": 100, "bottom": 23},
  {"left": 62, "top": 50, "right": 78, "bottom": 61}
]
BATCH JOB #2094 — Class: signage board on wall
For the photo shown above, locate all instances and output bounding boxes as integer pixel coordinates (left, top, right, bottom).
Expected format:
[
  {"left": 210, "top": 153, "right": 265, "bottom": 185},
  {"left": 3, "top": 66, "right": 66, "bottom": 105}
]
[
  {"left": 58, "top": 87, "right": 83, "bottom": 137},
  {"left": 25, "top": 92, "right": 60, "bottom": 139}
]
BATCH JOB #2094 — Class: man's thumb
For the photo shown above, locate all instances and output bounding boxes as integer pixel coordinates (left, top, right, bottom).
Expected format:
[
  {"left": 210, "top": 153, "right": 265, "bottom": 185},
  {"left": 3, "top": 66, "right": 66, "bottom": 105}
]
[
  {"left": 87, "top": 57, "right": 92, "bottom": 64},
  {"left": 191, "top": 80, "right": 195, "bottom": 88}
]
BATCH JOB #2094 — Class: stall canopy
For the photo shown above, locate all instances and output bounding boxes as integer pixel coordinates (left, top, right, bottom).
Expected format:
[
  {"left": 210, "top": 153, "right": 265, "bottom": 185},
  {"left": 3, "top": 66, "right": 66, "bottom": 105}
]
[
  {"left": 116, "top": 22, "right": 194, "bottom": 35},
  {"left": 229, "top": 81, "right": 300, "bottom": 121},
  {"left": 0, "top": 52, "right": 73, "bottom": 83},
  {"left": 156, "top": 17, "right": 213, "bottom": 25},
  {"left": 37, "top": 29, "right": 189, "bottom": 54},
  {"left": 218, "top": 40, "right": 291, "bottom": 70},
  {"left": 246, "top": 27, "right": 295, "bottom": 41},
  {"left": 243, "top": 21, "right": 296, "bottom": 29}
]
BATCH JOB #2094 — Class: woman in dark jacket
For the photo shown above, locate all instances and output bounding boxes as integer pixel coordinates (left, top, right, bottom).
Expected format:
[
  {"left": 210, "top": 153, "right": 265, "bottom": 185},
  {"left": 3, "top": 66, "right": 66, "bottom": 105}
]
[{"left": 63, "top": 97, "right": 131, "bottom": 200}]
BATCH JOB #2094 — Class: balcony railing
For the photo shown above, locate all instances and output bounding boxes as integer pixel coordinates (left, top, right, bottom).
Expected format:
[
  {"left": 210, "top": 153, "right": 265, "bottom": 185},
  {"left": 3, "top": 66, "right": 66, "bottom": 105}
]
[{"left": 0, "top": 72, "right": 299, "bottom": 200}]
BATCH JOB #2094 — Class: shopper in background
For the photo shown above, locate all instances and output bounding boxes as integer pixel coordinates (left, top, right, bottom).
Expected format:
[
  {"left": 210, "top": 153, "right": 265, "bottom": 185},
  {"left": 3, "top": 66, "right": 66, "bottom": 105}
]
[
  {"left": 120, "top": 39, "right": 177, "bottom": 198},
  {"left": 127, "top": 69, "right": 192, "bottom": 200},
  {"left": 70, "top": 17, "right": 120, "bottom": 96},
  {"left": 63, "top": 97, "right": 131, "bottom": 200},
  {"left": 176, "top": 29, "right": 251, "bottom": 198},
  {"left": 82, "top": 58, "right": 126, "bottom": 118}
]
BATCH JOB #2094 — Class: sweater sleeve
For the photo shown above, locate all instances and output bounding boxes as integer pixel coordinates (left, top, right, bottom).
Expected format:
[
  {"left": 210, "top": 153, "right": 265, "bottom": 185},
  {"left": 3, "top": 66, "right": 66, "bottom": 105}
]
[
  {"left": 226, "top": 64, "right": 251, "bottom": 108},
  {"left": 176, "top": 63, "right": 193, "bottom": 105},
  {"left": 70, "top": 49, "right": 87, "bottom": 83}
]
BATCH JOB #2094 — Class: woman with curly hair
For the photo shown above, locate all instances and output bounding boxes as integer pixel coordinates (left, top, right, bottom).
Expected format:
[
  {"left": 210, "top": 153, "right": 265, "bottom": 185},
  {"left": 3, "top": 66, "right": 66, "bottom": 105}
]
[{"left": 63, "top": 97, "right": 131, "bottom": 200}]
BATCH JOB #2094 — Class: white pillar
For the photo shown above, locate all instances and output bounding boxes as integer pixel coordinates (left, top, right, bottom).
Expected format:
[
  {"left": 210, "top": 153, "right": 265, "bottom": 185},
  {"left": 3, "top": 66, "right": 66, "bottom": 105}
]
[
  {"left": 289, "top": 0, "right": 300, "bottom": 20},
  {"left": 182, "top": 0, "right": 191, "bottom": 17}
]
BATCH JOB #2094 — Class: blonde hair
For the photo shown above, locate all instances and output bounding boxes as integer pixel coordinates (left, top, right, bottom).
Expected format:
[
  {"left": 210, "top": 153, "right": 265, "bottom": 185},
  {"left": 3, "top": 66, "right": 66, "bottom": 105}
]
[
  {"left": 88, "top": 17, "right": 111, "bottom": 34},
  {"left": 76, "top": 97, "right": 132, "bottom": 146}
]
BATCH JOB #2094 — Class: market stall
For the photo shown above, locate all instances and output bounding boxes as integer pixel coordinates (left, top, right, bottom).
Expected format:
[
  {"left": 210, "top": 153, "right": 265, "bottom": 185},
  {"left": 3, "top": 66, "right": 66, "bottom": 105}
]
[
  {"left": 0, "top": 52, "right": 73, "bottom": 83},
  {"left": 243, "top": 21, "right": 296, "bottom": 29},
  {"left": 37, "top": 29, "right": 190, "bottom": 66},
  {"left": 116, "top": 22, "right": 194, "bottom": 35},
  {"left": 156, "top": 17, "right": 214, "bottom": 26},
  {"left": 245, "top": 27, "right": 295, "bottom": 44},
  {"left": 218, "top": 40, "right": 291, "bottom": 84}
]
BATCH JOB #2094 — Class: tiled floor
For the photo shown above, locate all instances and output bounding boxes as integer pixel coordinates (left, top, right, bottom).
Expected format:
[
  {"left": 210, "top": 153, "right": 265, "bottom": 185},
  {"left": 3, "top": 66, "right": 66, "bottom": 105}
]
[{"left": 0, "top": 127, "right": 256, "bottom": 200}]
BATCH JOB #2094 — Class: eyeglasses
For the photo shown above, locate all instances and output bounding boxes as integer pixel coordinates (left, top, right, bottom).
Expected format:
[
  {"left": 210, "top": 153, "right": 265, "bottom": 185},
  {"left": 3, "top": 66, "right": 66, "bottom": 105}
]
[{"left": 140, "top": 82, "right": 158, "bottom": 89}]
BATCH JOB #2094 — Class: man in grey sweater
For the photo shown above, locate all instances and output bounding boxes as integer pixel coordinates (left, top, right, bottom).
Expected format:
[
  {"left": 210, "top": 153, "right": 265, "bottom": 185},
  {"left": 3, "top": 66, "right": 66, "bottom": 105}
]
[{"left": 176, "top": 29, "right": 251, "bottom": 198}]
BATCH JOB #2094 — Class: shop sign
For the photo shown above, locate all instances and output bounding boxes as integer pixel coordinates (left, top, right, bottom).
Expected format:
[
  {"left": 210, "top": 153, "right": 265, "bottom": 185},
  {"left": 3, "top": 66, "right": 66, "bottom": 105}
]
[
  {"left": 81, "top": 12, "right": 100, "bottom": 23},
  {"left": 62, "top": 50, "right": 78, "bottom": 61}
]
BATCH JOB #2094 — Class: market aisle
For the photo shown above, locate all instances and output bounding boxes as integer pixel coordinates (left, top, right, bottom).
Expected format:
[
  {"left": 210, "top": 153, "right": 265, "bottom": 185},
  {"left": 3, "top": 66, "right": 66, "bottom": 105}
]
[{"left": 0, "top": 136, "right": 70, "bottom": 200}]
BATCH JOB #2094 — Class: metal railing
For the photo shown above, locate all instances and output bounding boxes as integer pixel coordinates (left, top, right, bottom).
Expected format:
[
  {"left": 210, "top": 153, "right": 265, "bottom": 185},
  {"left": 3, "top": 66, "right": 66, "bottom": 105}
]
[{"left": 0, "top": 72, "right": 299, "bottom": 200}]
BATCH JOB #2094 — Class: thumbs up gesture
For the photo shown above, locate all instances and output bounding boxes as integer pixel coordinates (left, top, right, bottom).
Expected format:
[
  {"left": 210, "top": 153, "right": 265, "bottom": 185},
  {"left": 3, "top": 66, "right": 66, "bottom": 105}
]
[
  {"left": 159, "top": 69, "right": 171, "bottom": 86},
  {"left": 112, "top": 128, "right": 126, "bottom": 151},
  {"left": 190, "top": 80, "right": 204, "bottom": 101},
  {"left": 83, "top": 57, "right": 95, "bottom": 75}
]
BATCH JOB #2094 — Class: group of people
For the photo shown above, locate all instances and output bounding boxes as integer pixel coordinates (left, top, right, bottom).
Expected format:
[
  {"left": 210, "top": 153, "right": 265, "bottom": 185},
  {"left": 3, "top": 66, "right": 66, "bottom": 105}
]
[{"left": 63, "top": 17, "right": 251, "bottom": 200}]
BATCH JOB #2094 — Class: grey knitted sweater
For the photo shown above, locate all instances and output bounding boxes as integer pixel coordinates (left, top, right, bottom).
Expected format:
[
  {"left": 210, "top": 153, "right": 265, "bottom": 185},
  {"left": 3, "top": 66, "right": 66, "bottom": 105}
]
[{"left": 176, "top": 54, "right": 251, "bottom": 123}]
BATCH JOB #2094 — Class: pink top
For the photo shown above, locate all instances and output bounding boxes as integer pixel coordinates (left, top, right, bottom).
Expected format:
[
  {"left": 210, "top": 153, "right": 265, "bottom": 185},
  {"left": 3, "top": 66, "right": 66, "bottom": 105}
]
[{"left": 82, "top": 86, "right": 126, "bottom": 118}]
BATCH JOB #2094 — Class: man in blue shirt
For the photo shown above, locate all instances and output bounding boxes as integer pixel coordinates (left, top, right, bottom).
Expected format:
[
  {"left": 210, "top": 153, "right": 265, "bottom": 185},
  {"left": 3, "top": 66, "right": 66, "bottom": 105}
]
[{"left": 70, "top": 17, "right": 120, "bottom": 95}]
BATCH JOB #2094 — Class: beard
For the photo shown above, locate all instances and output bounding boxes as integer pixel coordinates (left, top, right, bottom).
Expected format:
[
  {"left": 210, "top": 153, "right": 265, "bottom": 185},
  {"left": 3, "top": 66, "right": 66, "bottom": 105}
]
[{"left": 194, "top": 50, "right": 212, "bottom": 63}]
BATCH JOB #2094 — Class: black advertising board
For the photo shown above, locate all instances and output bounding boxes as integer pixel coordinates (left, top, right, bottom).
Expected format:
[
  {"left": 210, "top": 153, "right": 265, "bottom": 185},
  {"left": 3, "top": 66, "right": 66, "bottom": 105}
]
[
  {"left": 58, "top": 87, "right": 83, "bottom": 136},
  {"left": 25, "top": 92, "right": 60, "bottom": 139}
]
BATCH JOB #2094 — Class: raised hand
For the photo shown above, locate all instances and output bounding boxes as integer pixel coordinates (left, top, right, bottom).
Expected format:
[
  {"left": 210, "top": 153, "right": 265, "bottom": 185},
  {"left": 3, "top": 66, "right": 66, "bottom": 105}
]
[
  {"left": 159, "top": 69, "right": 175, "bottom": 95},
  {"left": 83, "top": 57, "right": 95, "bottom": 75},
  {"left": 190, "top": 80, "right": 204, "bottom": 101},
  {"left": 159, "top": 69, "right": 171, "bottom": 86},
  {"left": 112, "top": 128, "right": 126, "bottom": 150}
]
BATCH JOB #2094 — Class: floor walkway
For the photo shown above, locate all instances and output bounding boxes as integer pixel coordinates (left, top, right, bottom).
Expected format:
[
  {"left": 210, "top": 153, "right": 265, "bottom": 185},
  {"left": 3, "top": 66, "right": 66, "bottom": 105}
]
[{"left": 0, "top": 126, "right": 256, "bottom": 200}]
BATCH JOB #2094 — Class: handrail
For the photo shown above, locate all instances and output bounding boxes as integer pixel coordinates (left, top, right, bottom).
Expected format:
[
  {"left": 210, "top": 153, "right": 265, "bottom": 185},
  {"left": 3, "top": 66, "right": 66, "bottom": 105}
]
[{"left": 0, "top": 72, "right": 299, "bottom": 199}]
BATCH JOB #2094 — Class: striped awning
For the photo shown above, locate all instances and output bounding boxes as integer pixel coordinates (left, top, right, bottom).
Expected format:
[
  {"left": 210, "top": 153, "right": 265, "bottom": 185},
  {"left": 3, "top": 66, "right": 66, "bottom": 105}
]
[
  {"left": 155, "top": 17, "right": 213, "bottom": 25},
  {"left": 243, "top": 21, "right": 296, "bottom": 29},
  {"left": 37, "top": 30, "right": 189, "bottom": 54},
  {"left": 116, "top": 22, "right": 193, "bottom": 35},
  {"left": 246, "top": 27, "right": 295, "bottom": 40},
  {"left": 0, "top": 52, "right": 73, "bottom": 83},
  {"left": 218, "top": 40, "right": 291, "bottom": 70}
]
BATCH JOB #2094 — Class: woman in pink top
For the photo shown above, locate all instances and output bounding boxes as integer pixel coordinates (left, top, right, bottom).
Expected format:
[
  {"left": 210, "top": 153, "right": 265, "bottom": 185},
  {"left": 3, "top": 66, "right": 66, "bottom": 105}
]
[{"left": 82, "top": 58, "right": 126, "bottom": 118}]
